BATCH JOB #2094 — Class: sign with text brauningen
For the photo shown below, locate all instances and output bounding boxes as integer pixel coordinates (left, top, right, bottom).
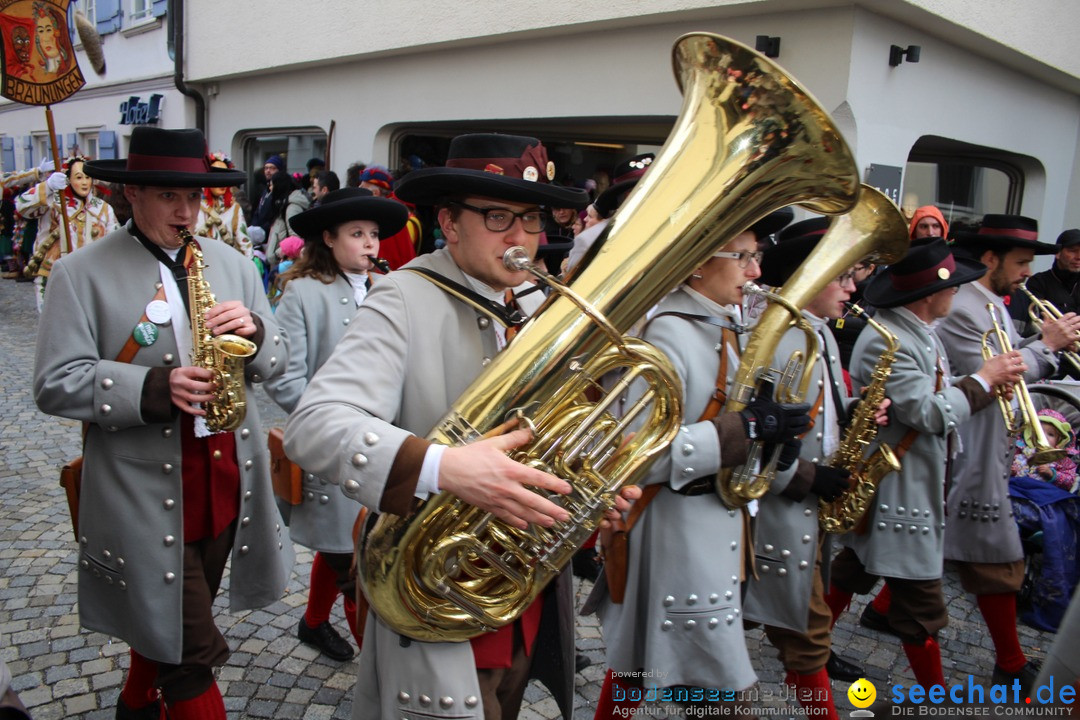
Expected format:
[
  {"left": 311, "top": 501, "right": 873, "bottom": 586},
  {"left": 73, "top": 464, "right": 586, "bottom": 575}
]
[{"left": 0, "top": 0, "right": 84, "bottom": 105}]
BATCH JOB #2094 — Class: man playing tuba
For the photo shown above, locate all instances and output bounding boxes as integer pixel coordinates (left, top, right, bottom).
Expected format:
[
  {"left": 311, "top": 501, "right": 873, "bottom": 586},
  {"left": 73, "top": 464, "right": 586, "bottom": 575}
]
[{"left": 284, "top": 133, "right": 640, "bottom": 720}]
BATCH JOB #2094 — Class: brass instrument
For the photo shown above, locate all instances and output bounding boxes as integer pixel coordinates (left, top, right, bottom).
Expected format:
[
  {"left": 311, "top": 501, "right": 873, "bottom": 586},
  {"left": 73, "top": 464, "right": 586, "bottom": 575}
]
[
  {"left": 185, "top": 229, "right": 257, "bottom": 433},
  {"left": 358, "top": 32, "right": 861, "bottom": 642},
  {"left": 718, "top": 185, "right": 910, "bottom": 508},
  {"left": 820, "top": 305, "right": 902, "bottom": 533},
  {"left": 1018, "top": 283, "right": 1080, "bottom": 374},
  {"left": 981, "top": 303, "right": 1065, "bottom": 465}
]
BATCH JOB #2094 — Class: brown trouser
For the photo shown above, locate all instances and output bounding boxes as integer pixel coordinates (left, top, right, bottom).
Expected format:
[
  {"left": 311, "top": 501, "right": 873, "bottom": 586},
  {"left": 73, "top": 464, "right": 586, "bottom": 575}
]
[
  {"left": 155, "top": 522, "right": 235, "bottom": 703},
  {"left": 953, "top": 559, "right": 1025, "bottom": 595},
  {"left": 475, "top": 627, "right": 532, "bottom": 720},
  {"left": 763, "top": 541, "right": 832, "bottom": 675},
  {"left": 830, "top": 546, "right": 947, "bottom": 644}
]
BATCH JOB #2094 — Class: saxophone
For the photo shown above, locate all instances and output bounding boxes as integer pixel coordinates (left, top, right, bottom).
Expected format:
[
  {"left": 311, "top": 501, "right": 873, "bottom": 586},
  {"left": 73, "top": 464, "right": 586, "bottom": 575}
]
[
  {"left": 184, "top": 229, "right": 257, "bottom": 433},
  {"left": 819, "top": 305, "right": 902, "bottom": 533}
]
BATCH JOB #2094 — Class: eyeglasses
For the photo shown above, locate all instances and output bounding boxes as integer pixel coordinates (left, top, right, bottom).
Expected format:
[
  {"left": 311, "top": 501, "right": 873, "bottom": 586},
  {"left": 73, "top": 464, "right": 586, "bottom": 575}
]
[
  {"left": 451, "top": 201, "right": 547, "bottom": 234},
  {"left": 835, "top": 271, "right": 857, "bottom": 285},
  {"left": 713, "top": 250, "right": 764, "bottom": 268}
]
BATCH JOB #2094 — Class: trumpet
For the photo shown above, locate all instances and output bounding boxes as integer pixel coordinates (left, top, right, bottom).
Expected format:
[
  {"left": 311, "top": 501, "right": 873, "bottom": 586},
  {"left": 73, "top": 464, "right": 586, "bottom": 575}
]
[
  {"left": 982, "top": 303, "right": 1065, "bottom": 464},
  {"left": 1017, "top": 283, "right": 1080, "bottom": 374}
]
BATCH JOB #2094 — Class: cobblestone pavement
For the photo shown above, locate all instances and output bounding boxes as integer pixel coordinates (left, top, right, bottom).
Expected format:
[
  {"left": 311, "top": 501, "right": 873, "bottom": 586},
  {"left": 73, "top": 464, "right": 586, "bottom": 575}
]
[{"left": 0, "top": 276, "right": 1058, "bottom": 719}]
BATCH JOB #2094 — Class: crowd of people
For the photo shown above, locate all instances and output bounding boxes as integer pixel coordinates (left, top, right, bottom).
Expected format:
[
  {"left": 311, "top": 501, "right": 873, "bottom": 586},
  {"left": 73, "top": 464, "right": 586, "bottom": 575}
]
[{"left": 2, "top": 123, "right": 1078, "bottom": 720}]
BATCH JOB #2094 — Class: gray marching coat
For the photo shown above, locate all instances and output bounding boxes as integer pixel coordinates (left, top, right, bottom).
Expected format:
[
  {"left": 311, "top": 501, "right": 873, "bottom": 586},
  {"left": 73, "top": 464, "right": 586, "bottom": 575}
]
[
  {"left": 596, "top": 287, "right": 757, "bottom": 690},
  {"left": 936, "top": 283, "right": 1058, "bottom": 564},
  {"left": 33, "top": 227, "right": 294, "bottom": 664},
  {"left": 264, "top": 275, "right": 362, "bottom": 552},
  {"left": 842, "top": 307, "right": 984, "bottom": 579},
  {"left": 742, "top": 315, "right": 853, "bottom": 632},
  {"left": 284, "top": 248, "right": 575, "bottom": 720}
]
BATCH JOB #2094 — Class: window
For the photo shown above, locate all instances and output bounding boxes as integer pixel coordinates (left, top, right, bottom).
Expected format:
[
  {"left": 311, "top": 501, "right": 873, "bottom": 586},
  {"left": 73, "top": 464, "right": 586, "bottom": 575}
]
[
  {"left": 78, "top": 0, "right": 96, "bottom": 25},
  {"left": 80, "top": 133, "right": 99, "bottom": 160},
  {"left": 130, "top": 0, "right": 150, "bottom": 22},
  {"left": 904, "top": 135, "right": 1028, "bottom": 233},
  {"left": 240, "top": 127, "right": 328, "bottom": 196}
]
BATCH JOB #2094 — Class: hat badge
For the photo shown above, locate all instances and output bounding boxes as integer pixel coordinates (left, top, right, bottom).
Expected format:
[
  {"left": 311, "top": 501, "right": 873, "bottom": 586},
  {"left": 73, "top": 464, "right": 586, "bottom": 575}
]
[
  {"left": 937, "top": 268, "right": 951, "bottom": 280},
  {"left": 522, "top": 166, "right": 539, "bottom": 182},
  {"left": 546, "top": 161, "right": 556, "bottom": 181}
]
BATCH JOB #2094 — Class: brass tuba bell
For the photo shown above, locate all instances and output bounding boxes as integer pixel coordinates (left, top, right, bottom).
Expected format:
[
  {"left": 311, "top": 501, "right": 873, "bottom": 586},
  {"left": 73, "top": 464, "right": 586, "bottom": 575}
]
[{"left": 358, "top": 32, "right": 860, "bottom": 642}]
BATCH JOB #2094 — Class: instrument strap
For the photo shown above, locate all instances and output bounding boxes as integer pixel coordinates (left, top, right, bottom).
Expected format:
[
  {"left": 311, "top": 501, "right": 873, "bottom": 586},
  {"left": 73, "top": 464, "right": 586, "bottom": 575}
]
[
  {"left": 892, "top": 362, "right": 945, "bottom": 462},
  {"left": 403, "top": 268, "right": 525, "bottom": 328},
  {"left": 116, "top": 240, "right": 195, "bottom": 364},
  {"left": 629, "top": 321, "right": 741, "bottom": 525}
]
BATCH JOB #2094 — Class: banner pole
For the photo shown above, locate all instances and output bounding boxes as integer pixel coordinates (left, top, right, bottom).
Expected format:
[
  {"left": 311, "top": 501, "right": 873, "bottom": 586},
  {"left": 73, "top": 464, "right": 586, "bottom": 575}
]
[{"left": 44, "top": 104, "right": 74, "bottom": 257}]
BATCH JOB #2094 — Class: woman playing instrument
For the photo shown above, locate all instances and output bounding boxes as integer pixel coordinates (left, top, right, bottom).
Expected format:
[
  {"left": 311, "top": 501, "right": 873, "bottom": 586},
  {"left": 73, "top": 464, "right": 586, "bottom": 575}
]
[
  {"left": 263, "top": 187, "right": 407, "bottom": 661},
  {"left": 15, "top": 155, "right": 118, "bottom": 312},
  {"left": 593, "top": 210, "right": 811, "bottom": 718}
]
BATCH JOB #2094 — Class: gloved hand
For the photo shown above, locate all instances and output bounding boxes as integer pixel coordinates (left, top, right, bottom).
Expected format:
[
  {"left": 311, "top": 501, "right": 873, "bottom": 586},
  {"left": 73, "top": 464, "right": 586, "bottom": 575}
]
[
  {"left": 811, "top": 465, "right": 850, "bottom": 501},
  {"left": 46, "top": 171, "right": 68, "bottom": 193},
  {"left": 37, "top": 157, "right": 55, "bottom": 174},
  {"left": 776, "top": 438, "right": 802, "bottom": 472},
  {"left": 739, "top": 396, "right": 812, "bottom": 444}
]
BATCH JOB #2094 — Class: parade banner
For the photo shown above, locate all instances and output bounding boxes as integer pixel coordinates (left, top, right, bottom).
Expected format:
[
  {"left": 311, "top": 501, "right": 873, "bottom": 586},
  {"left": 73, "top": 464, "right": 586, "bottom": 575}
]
[{"left": 0, "top": 0, "right": 84, "bottom": 105}]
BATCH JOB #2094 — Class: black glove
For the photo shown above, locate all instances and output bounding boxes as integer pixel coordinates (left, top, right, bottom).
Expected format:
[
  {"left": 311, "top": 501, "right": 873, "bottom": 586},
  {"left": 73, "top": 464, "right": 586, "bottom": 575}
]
[
  {"left": 811, "top": 465, "right": 851, "bottom": 501},
  {"left": 776, "top": 439, "right": 802, "bottom": 472},
  {"left": 739, "top": 395, "right": 812, "bottom": 444}
]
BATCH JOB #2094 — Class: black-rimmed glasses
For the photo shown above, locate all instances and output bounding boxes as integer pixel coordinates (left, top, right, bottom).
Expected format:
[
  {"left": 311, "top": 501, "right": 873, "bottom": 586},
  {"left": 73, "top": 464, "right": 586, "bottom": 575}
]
[
  {"left": 713, "top": 250, "right": 765, "bottom": 268},
  {"left": 451, "top": 201, "right": 548, "bottom": 234}
]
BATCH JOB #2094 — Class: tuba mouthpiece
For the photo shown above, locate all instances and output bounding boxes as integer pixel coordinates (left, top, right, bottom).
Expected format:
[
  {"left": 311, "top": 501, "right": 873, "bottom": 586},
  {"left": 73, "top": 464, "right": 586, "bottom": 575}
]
[
  {"left": 503, "top": 246, "right": 533, "bottom": 272},
  {"left": 742, "top": 281, "right": 764, "bottom": 297}
]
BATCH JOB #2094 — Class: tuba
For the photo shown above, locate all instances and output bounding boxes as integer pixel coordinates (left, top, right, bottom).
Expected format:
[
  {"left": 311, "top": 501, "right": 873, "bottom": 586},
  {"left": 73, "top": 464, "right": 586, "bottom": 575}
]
[
  {"left": 718, "top": 186, "right": 910, "bottom": 508},
  {"left": 184, "top": 229, "right": 257, "bottom": 433},
  {"left": 358, "top": 32, "right": 860, "bottom": 642}
]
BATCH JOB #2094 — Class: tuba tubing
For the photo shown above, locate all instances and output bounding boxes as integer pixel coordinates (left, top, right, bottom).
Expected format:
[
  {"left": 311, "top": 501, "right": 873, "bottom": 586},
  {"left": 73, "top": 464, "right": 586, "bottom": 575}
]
[
  {"left": 358, "top": 32, "right": 861, "bottom": 642},
  {"left": 717, "top": 185, "right": 910, "bottom": 508}
]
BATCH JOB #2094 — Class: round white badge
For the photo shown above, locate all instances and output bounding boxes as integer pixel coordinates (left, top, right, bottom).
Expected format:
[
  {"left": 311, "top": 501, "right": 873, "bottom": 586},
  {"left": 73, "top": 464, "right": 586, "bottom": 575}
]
[
  {"left": 146, "top": 300, "right": 172, "bottom": 325},
  {"left": 522, "top": 166, "right": 539, "bottom": 182}
]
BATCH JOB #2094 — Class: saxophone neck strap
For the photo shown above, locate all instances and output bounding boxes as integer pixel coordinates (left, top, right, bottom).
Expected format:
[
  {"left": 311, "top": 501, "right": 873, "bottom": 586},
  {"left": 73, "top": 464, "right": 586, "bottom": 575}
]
[
  {"left": 647, "top": 310, "right": 746, "bottom": 335},
  {"left": 403, "top": 267, "right": 525, "bottom": 328},
  {"left": 118, "top": 230, "right": 196, "bottom": 363}
]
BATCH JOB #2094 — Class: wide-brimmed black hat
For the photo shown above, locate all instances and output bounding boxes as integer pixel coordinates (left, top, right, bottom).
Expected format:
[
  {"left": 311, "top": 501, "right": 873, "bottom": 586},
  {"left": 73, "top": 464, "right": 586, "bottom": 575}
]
[
  {"left": 747, "top": 207, "right": 794, "bottom": 243},
  {"left": 864, "top": 237, "right": 986, "bottom": 308},
  {"left": 395, "top": 134, "right": 589, "bottom": 209},
  {"left": 952, "top": 214, "right": 1056, "bottom": 255},
  {"left": 83, "top": 127, "right": 246, "bottom": 188},
  {"left": 290, "top": 188, "right": 409, "bottom": 241},
  {"left": 758, "top": 216, "right": 829, "bottom": 286},
  {"left": 594, "top": 153, "right": 655, "bottom": 218}
]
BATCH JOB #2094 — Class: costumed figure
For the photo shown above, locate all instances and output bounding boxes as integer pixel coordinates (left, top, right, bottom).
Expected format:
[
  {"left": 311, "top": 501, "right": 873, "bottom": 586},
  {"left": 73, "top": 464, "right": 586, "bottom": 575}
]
[
  {"left": 357, "top": 165, "right": 420, "bottom": 269},
  {"left": 32, "top": 127, "right": 293, "bottom": 720},
  {"left": 195, "top": 152, "right": 253, "bottom": 259},
  {"left": 15, "top": 154, "right": 118, "bottom": 311},
  {"left": 264, "top": 187, "right": 407, "bottom": 661}
]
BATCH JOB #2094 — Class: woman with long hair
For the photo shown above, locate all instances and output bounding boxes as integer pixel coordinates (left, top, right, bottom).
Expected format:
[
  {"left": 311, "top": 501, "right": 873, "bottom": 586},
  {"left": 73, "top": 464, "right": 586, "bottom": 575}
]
[{"left": 263, "top": 188, "right": 407, "bottom": 661}]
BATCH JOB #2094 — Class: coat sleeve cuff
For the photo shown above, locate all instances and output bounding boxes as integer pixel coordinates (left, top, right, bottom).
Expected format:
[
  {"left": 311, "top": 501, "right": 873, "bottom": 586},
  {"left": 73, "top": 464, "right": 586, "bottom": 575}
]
[
  {"left": 140, "top": 367, "right": 176, "bottom": 423},
  {"left": 955, "top": 376, "right": 994, "bottom": 414},
  {"left": 379, "top": 435, "right": 431, "bottom": 515},
  {"left": 715, "top": 412, "right": 750, "bottom": 468},
  {"left": 244, "top": 315, "right": 266, "bottom": 362}
]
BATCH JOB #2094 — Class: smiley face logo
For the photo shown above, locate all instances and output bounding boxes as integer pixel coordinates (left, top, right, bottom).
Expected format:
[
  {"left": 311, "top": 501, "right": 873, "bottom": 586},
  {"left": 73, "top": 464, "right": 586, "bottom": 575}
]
[{"left": 847, "top": 678, "right": 876, "bottom": 708}]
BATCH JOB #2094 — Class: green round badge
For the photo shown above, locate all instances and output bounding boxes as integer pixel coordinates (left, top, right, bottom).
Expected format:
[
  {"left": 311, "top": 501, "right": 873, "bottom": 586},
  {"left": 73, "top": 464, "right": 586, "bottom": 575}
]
[{"left": 133, "top": 321, "right": 159, "bottom": 347}]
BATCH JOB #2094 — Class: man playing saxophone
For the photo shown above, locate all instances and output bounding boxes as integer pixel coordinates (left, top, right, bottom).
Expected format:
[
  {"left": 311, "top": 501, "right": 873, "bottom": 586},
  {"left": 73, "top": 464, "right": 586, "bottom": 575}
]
[
  {"left": 823, "top": 237, "right": 1024, "bottom": 690},
  {"left": 937, "top": 215, "right": 1080, "bottom": 692},
  {"left": 742, "top": 217, "right": 883, "bottom": 720},
  {"left": 33, "top": 127, "right": 293, "bottom": 720}
]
